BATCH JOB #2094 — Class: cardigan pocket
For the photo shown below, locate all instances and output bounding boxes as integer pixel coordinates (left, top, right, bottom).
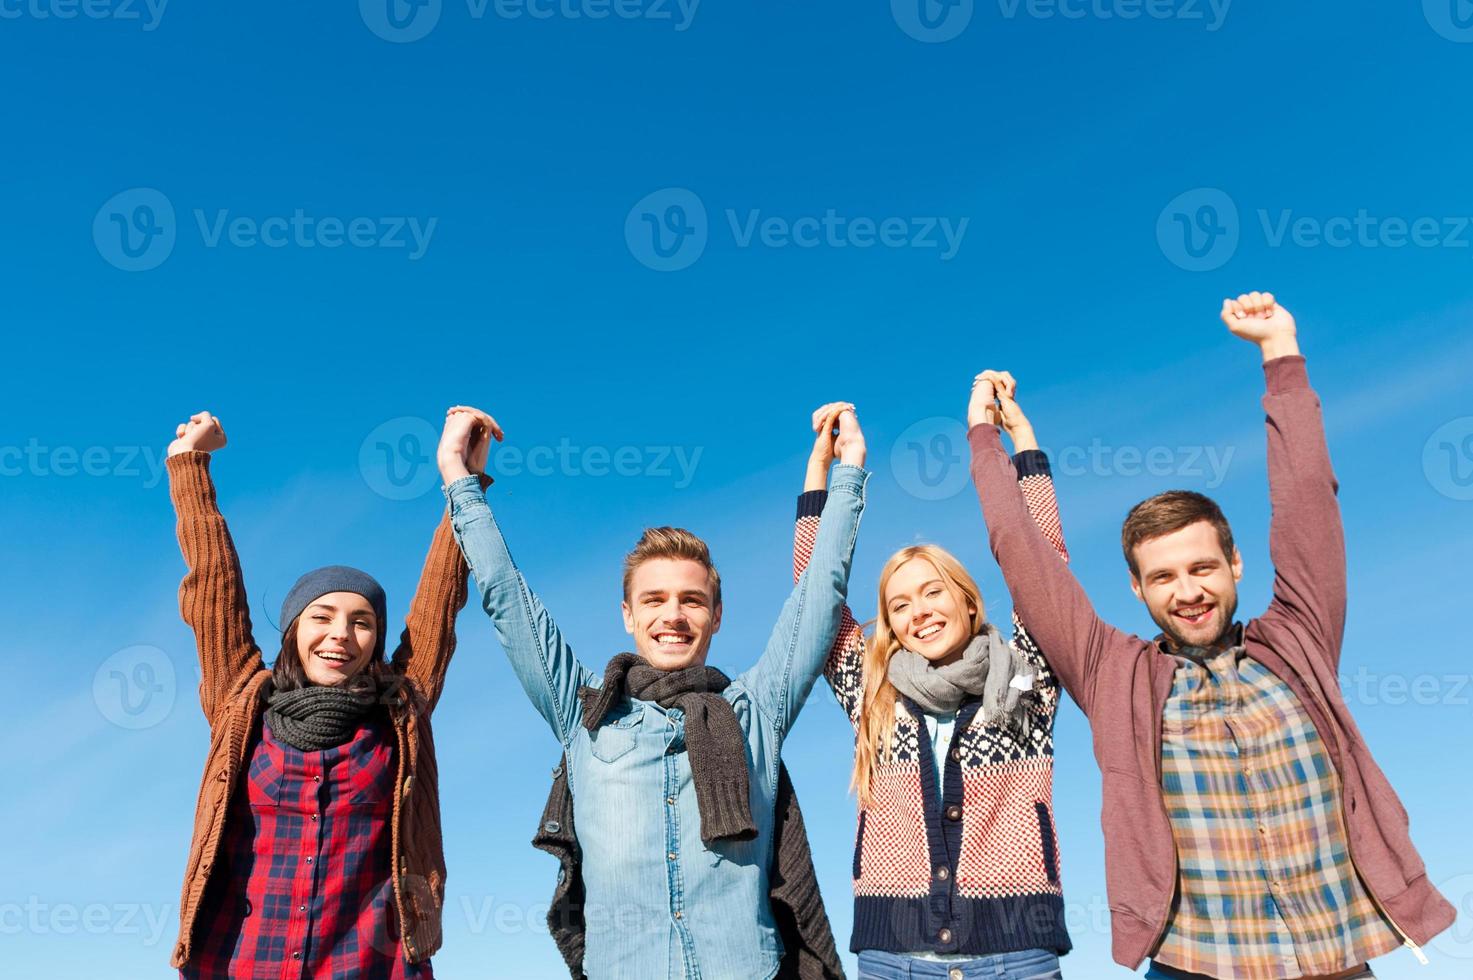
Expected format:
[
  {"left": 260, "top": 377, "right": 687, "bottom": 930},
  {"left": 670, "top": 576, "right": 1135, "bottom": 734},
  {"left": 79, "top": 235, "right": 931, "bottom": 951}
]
[
  {"left": 852, "top": 810, "right": 868, "bottom": 880},
  {"left": 1034, "top": 802, "right": 1060, "bottom": 884}
]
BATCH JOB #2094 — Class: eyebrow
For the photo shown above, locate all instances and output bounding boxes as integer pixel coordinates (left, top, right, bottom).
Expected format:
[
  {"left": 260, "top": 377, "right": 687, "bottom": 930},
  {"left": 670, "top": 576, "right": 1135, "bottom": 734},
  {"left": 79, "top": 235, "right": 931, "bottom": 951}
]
[
  {"left": 637, "top": 589, "right": 709, "bottom": 600},
  {"left": 888, "top": 580, "right": 944, "bottom": 605},
  {"left": 307, "top": 602, "right": 376, "bottom": 617}
]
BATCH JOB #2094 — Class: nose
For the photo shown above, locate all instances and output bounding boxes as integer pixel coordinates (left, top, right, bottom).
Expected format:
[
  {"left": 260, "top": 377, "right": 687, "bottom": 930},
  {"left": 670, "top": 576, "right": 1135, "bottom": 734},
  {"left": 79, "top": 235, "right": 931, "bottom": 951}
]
[{"left": 659, "top": 599, "right": 687, "bottom": 625}]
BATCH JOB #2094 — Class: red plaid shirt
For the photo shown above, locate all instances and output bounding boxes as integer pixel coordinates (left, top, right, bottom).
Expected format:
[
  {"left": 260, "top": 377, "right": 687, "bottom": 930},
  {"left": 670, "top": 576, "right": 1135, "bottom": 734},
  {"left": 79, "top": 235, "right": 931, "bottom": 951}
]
[{"left": 183, "top": 715, "right": 432, "bottom": 980}]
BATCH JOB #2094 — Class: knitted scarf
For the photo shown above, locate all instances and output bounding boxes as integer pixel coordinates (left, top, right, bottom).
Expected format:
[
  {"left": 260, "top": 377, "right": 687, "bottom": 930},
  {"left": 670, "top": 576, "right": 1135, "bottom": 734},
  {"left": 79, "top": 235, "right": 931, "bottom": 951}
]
[
  {"left": 264, "top": 683, "right": 375, "bottom": 752},
  {"left": 579, "top": 652, "right": 754, "bottom": 842},
  {"left": 886, "top": 623, "right": 1036, "bottom": 734}
]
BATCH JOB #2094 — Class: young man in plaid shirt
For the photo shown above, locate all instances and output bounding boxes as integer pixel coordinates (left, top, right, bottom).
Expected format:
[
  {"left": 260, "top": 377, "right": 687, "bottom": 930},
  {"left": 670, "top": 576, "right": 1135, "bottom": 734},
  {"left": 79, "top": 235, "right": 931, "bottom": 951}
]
[{"left": 967, "top": 292, "right": 1455, "bottom": 980}]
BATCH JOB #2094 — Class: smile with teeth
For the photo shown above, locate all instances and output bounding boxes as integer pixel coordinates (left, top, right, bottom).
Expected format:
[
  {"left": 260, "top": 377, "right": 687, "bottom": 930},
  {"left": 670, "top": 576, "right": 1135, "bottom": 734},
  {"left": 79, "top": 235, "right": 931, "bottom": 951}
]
[
  {"left": 1174, "top": 604, "right": 1214, "bottom": 624},
  {"left": 914, "top": 623, "right": 945, "bottom": 640},
  {"left": 654, "top": 632, "right": 692, "bottom": 646},
  {"left": 315, "top": 649, "right": 352, "bottom": 664}
]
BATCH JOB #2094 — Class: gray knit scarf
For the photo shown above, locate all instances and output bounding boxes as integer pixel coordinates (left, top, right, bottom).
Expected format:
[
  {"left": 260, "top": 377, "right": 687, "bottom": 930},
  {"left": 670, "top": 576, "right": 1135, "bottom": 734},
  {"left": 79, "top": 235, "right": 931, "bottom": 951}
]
[
  {"left": 580, "top": 652, "right": 755, "bottom": 843},
  {"left": 265, "top": 684, "right": 376, "bottom": 752},
  {"left": 886, "top": 623, "right": 1036, "bottom": 733}
]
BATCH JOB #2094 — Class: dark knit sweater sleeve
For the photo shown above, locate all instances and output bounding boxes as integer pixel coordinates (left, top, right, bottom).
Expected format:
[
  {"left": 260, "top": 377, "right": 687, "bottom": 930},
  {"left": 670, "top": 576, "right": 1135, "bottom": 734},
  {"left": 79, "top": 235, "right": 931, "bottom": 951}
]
[
  {"left": 168, "top": 452, "right": 264, "bottom": 726},
  {"left": 792, "top": 489, "right": 866, "bottom": 726}
]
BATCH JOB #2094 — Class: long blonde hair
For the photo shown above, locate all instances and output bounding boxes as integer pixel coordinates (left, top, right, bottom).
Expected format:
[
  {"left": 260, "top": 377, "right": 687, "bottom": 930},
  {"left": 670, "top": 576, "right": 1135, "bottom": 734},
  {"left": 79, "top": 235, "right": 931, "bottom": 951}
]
[{"left": 853, "top": 544, "right": 985, "bottom": 809}]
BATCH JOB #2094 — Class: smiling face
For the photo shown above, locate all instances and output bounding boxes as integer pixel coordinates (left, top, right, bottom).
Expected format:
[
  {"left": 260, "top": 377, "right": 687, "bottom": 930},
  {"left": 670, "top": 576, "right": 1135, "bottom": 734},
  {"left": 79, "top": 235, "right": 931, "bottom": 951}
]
[
  {"left": 621, "top": 558, "right": 723, "bottom": 671},
  {"left": 882, "top": 556, "right": 980, "bottom": 667},
  {"left": 294, "top": 591, "right": 378, "bottom": 686},
  {"left": 1129, "top": 520, "right": 1243, "bottom": 650}
]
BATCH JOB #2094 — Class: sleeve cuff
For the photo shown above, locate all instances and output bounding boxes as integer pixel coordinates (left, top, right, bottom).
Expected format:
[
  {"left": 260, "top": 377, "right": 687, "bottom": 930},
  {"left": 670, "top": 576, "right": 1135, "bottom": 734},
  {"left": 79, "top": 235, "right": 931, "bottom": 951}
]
[
  {"left": 827, "top": 463, "right": 868, "bottom": 496},
  {"left": 444, "top": 474, "right": 486, "bottom": 511},
  {"left": 796, "top": 489, "right": 827, "bottom": 520},
  {"left": 1263, "top": 354, "right": 1309, "bottom": 393},
  {"left": 1012, "top": 449, "right": 1052, "bottom": 479},
  {"left": 967, "top": 423, "right": 1005, "bottom": 455}
]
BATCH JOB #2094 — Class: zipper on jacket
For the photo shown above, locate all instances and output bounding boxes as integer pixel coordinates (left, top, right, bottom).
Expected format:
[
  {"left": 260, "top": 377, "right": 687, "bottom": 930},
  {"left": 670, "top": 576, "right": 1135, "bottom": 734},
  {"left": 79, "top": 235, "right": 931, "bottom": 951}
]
[{"left": 1145, "top": 677, "right": 1179, "bottom": 960}]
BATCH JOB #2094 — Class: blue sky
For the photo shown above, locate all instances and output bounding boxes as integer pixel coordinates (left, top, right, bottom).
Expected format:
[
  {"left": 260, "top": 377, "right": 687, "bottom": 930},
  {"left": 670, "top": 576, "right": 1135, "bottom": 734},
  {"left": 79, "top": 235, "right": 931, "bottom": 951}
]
[{"left": 3, "top": 1, "right": 1473, "bottom": 976}]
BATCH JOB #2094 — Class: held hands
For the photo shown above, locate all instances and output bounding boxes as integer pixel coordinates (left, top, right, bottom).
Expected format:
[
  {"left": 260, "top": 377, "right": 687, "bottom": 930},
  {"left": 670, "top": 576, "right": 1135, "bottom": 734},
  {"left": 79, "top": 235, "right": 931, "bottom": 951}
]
[
  {"left": 805, "top": 401, "right": 865, "bottom": 491},
  {"left": 1221, "top": 291, "right": 1300, "bottom": 362},
  {"left": 437, "top": 405, "right": 504, "bottom": 485},
  {"left": 967, "top": 371, "right": 1038, "bottom": 452},
  {"left": 168, "top": 412, "right": 227, "bottom": 457}
]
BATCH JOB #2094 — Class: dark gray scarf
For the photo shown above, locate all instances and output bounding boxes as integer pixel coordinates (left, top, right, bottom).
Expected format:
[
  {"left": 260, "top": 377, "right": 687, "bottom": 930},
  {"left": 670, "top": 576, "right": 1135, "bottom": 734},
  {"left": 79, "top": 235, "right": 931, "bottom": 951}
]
[
  {"left": 264, "top": 684, "right": 375, "bottom": 752},
  {"left": 579, "top": 651, "right": 754, "bottom": 842},
  {"left": 886, "top": 623, "right": 1036, "bottom": 734}
]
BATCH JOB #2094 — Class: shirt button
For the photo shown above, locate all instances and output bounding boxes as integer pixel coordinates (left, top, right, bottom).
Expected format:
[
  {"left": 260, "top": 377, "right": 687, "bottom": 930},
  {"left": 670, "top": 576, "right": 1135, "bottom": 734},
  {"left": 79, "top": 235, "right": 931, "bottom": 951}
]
[
  {"left": 667, "top": 851, "right": 678, "bottom": 861},
  {"left": 291, "top": 951, "right": 301, "bottom": 960},
  {"left": 298, "top": 905, "right": 306, "bottom": 912},
  {"left": 313, "top": 775, "right": 321, "bottom": 783},
  {"left": 945, "top": 805, "right": 962, "bottom": 821},
  {"left": 306, "top": 856, "right": 313, "bottom": 864},
  {"left": 311, "top": 814, "right": 317, "bottom": 822},
  {"left": 949, "top": 970, "right": 964, "bottom": 980},
  {"left": 949, "top": 749, "right": 961, "bottom": 762},
  {"left": 935, "top": 866, "right": 950, "bottom": 881},
  {"left": 673, "top": 910, "right": 683, "bottom": 920},
  {"left": 938, "top": 927, "right": 953, "bottom": 943},
  {"left": 667, "top": 796, "right": 676, "bottom": 805}
]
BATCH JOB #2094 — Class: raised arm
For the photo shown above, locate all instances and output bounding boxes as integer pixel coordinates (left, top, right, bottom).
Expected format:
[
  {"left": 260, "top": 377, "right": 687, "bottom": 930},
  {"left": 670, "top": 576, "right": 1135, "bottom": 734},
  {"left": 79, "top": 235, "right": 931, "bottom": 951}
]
[
  {"left": 388, "top": 409, "right": 499, "bottom": 714},
  {"left": 969, "top": 377, "right": 1135, "bottom": 716},
  {"left": 793, "top": 402, "right": 867, "bottom": 726},
  {"left": 439, "top": 407, "right": 594, "bottom": 744},
  {"left": 165, "top": 412, "right": 263, "bottom": 726},
  {"left": 1221, "top": 292, "right": 1346, "bottom": 665},
  {"left": 744, "top": 408, "right": 868, "bottom": 736}
]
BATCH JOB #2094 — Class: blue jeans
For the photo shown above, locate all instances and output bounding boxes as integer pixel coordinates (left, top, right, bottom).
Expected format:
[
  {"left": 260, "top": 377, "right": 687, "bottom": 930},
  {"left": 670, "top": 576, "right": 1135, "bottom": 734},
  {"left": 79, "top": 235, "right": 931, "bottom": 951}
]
[{"left": 857, "top": 948, "right": 1063, "bottom": 980}]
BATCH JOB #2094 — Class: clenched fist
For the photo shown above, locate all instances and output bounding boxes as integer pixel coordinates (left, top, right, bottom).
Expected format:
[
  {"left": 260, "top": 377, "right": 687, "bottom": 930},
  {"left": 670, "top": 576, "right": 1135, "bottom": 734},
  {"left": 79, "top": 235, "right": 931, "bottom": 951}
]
[
  {"left": 168, "top": 412, "right": 226, "bottom": 457},
  {"left": 1221, "top": 291, "right": 1300, "bottom": 362}
]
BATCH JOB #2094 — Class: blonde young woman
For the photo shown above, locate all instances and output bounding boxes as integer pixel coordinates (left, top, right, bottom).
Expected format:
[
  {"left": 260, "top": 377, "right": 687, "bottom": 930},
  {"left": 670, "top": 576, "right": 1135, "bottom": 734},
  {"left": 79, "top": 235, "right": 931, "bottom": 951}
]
[{"left": 793, "top": 379, "right": 1071, "bottom": 980}]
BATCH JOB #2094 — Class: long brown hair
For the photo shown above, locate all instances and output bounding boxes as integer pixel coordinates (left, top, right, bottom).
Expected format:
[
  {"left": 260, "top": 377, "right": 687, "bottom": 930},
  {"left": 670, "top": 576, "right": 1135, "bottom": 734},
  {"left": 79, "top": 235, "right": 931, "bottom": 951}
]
[
  {"left": 270, "top": 618, "right": 418, "bottom": 721},
  {"left": 853, "top": 544, "right": 985, "bottom": 809}
]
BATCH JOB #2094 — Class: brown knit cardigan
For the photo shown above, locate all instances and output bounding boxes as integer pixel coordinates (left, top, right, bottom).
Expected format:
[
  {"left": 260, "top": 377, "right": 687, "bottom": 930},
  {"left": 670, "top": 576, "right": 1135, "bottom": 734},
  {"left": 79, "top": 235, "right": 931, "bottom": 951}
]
[{"left": 165, "top": 451, "right": 473, "bottom": 969}]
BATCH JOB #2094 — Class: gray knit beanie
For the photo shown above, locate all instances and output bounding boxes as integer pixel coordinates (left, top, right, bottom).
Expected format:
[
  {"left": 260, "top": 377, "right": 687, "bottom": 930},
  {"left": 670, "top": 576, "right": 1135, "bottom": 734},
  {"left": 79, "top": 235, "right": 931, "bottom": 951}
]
[{"left": 281, "top": 565, "right": 388, "bottom": 657}]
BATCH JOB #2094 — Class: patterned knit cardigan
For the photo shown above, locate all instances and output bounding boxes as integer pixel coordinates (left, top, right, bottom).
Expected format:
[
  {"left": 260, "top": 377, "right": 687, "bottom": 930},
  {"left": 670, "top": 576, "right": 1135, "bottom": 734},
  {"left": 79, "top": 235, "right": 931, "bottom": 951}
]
[{"left": 793, "top": 450, "right": 1073, "bottom": 957}]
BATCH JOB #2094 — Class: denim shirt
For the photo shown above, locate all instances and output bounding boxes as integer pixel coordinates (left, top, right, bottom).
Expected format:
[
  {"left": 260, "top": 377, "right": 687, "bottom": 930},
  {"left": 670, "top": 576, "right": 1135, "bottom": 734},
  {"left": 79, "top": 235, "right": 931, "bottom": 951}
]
[{"left": 447, "top": 465, "right": 868, "bottom": 980}]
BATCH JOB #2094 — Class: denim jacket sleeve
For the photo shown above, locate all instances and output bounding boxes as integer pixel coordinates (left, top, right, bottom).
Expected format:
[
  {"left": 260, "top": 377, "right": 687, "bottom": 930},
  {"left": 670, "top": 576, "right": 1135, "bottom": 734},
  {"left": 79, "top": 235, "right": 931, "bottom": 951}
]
[
  {"left": 446, "top": 475, "right": 595, "bottom": 746},
  {"left": 738, "top": 463, "right": 867, "bottom": 738}
]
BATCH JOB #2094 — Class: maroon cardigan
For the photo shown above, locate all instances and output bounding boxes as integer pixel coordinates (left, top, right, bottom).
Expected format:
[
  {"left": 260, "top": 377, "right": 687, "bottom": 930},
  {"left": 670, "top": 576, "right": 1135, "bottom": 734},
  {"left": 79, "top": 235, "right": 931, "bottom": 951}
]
[{"left": 968, "top": 355, "right": 1455, "bottom": 969}]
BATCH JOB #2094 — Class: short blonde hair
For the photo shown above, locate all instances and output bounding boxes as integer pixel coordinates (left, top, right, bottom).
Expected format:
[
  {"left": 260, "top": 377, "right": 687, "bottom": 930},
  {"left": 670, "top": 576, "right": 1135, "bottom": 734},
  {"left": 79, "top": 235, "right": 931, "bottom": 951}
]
[{"left": 622, "top": 527, "right": 722, "bottom": 606}]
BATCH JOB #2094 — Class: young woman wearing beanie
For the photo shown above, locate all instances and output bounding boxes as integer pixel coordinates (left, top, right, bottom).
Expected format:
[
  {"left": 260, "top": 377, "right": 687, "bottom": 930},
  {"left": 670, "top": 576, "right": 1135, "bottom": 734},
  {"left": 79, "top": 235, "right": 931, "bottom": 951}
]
[
  {"left": 793, "top": 382, "right": 1073, "bottom": 980},
  {"left": 163, "top": 408, "right": 493, "bottom": 979}
]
